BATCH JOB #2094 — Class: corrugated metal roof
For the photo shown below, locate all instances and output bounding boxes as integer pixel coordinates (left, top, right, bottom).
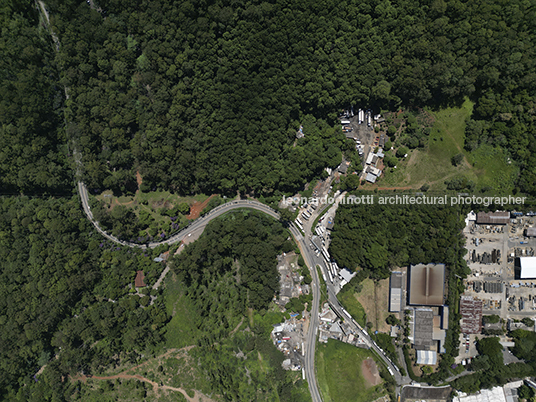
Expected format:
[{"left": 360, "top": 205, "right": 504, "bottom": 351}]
[
  {"left": 416, "top": 350, "right": 437, "bottom": 365},
  {"left": 476, "top": 211, "right": 509, "bottom": 225},
  {"left": 460, "top": 295, "right": 483, "bottom": 334},
  {"left": 365, "top": 173, "right": 376, "bottom": 183},
  {"left": 390, "top": 288, "right": 402, "bottom": 312},
  {"left": 414, "top": 308, "right": 434, "bottom": 349},
  {"left": 409, "top": 264, "right": 446, "bottom": 306}
]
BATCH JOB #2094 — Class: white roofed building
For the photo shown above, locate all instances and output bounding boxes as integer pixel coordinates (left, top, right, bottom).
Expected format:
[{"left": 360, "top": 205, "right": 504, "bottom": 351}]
[
  {"left": 520, "top": 257, "right": 536, "bottom": 279},
  {"left": 416, "top": 350, "right": 437, "bottom": 365},
  {"left": 339, "top": 268, "right": 356, "bottom": 283}
]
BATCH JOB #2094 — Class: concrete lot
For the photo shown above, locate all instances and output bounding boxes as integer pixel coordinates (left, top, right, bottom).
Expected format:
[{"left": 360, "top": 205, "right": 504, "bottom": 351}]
[
  {"left": 456, "top": 215, "right": 536, "bottom": 363},
  {"left": 463, "top": 216, "right": 536, "bottom": 319}
]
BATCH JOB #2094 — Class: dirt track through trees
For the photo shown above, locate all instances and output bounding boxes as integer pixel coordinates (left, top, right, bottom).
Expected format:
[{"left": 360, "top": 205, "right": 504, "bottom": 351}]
[{"left": 71, "top": 347, "right": 215, "bottom": 402}]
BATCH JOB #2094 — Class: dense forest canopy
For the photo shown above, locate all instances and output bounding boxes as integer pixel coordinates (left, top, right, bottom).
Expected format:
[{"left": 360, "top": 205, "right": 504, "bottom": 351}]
[
  {"left": 173, "top": 211, "right": 293, "bottom": 318},
  {"left": 0, "top": 1, "right": 70, "bottom": 194},
  {"left": 329, "top": 201, "right": 466, "bottom": 279},
  {"left": 4, "top": 0, "right": 525, "bottom": 197},
  {"left": 0, "top": 200, "right": 300, "bottom": 400},
  {"left": 0, "top": 196, "right": 168, "bottom": 400}
]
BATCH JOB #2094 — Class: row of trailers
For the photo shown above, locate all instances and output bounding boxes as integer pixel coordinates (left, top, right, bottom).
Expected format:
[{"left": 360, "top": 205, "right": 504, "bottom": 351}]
[
  {"left": 340, "top": 109, "right": 372, "bottom": 127},
  {"left": 319, "top": 245, "right": 340, "bottom": 285},
  {"left": 295, "top": 217, "right": 305, "bottom": 232},
  {"left": 295, "top": 206, "right": 316, "bottom": 231}
]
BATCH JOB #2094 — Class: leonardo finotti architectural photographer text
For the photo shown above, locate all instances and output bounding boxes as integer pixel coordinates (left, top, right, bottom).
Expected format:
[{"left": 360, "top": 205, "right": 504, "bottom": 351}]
[{"left": 283, "top": 194, "right": 527, "bottom": 207}]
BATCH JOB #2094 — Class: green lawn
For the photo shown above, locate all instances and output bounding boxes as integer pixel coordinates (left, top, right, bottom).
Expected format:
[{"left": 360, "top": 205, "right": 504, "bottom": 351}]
[
  {"left": 338, "top": 291, "right": 366, "bottom": 327},
  {"left": 382, "top": 98, "right": 518, "bottom": 193},
  {"left": 316, "top": 340, "right": 388, "bottom": 402},
  {"left": 96, "top": 190, "right": 210, "bottom": 228}
]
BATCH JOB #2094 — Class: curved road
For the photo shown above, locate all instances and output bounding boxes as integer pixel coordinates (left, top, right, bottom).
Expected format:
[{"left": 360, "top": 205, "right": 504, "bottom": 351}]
[
  {"left": 288, "top": 224, "right": 323, "bottom": 402},
  {"left": 44, "top": 0, "right": 416, "bottom": 396},
  {"left": 39, "top": 5, "right": 323, "bottom": 395},
  {"left": 79, "top": 182, "right": 279, "bottom": 249},
  {"left": 80, "top": 180, "right": 409, "bottom": 400},
  {"left": 297, "top": 194, "right": 410, "bottom": 389},
  {"left": 78, "top": 182, "right": 323, "bottom": 401}
]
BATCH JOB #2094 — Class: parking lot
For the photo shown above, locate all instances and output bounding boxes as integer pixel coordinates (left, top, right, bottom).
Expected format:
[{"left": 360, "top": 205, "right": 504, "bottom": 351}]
[{"left": 454, "top": 333, "right": 482, "bottom": 364}]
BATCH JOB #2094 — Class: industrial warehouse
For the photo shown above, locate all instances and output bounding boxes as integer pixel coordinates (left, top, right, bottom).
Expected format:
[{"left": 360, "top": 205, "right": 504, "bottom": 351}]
[{"left": 389, "top": 264, "right": 449, "bottom": 366}]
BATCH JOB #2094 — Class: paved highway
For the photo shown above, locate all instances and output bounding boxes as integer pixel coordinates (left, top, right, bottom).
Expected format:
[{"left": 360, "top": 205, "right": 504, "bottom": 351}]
[
  {"left": 78, "top": 181, "right": 279, "bottom": 249},
  {"left": 297, "top": 193, "right": 411, "bottom": 388},
  {"left": 289, "top": 224, "right": 323, "bottom": 402},
  {"left": 80, "top": 180, "right": 410, "bottom": 399},
  {"left": 78, "top": 181, "right": 323, "bottom": 401}
]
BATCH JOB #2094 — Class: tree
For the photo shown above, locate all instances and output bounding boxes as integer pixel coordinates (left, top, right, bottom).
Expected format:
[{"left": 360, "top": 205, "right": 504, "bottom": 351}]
[
  {"left": 177, "top": 202, "right": 190, "bottom": 215},
  {"left": 421, "top": 365, "right": 433, "bottom": 375},
  {"left": 451, "top": 153, "right": 465, "bottom": 166},
  {"left": 278, "top": 208, "right": 294, "bottom": 223},
  {"left": 384, "top": 155, "right": 398, "bottom": 167},
  {"left": 386, "top": 314, "right": 399, "bottom": 326},
  {"left": 469, "top": 355, "right": 490, "bottom": 372},
  {"left": 396, "top": 147, "right": 409, "bottom": 158},
  {"left": 518, "top": 384, "right": 534, "bottom": 400},
  {"left": 521, "top": 317, "right": 534, "bottom": 328},
  {"left": 341, "top": 174, "right": 361, "bottom": 191},
  {"left": 476, "top": 337, "right": 503, "bottom": 367}
]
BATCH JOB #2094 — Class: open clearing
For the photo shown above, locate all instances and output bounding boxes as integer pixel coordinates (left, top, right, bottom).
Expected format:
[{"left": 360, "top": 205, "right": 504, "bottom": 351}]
[
  {"left": 163, "top": 272, "right": 202, "bottom": 348},
  {"left": 354, "top": 278, "right": 390, "bottom": 333},
  {"left": 71, "top": 347, "right": 215, "bottom": 402},
  {"left": 186, "top": 194, "right": 218, "bottom": 219},
  {"left": 339, "top": 290, "right": 367, "bottom": 327},
  {"left": 316, "top": 339, "right": 386, "bottom": 402},
  {"left": 362, "top": 357, "right": 382, "bottom": 387},
  {"left": 95, "top": 189, "right": 212, "bottom": 227},
  {"left": 380, "top": 99, "right": 518, "bottom": 192}
]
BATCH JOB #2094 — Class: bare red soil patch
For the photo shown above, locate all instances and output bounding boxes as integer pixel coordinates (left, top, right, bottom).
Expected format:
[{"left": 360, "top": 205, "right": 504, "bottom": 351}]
[
  {"left": 361, "top": 357, "right": 382, "bottom": 388},
  {"left": 186, "top": 194, "right": 218, "bottom": 220}
]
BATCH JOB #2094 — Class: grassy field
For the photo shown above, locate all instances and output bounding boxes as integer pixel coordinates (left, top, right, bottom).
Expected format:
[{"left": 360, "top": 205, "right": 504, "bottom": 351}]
[
  {"left": 338, "top": 291, "right": 367, "bottom": 327},
  {"left": 95, "top": 189, "right": 211, "bottom": 229},
  {"left": 316, "top": 340, "right": 387, "bottom": 402},
  {"left": 163, "top": 272, "right": 201, "bottom": 348},
  {"left": 380, "top": 99, "right": 518, "bottom": 193},
  {"left": 351, "top": 278, "right": 390, "bottom": 333}
]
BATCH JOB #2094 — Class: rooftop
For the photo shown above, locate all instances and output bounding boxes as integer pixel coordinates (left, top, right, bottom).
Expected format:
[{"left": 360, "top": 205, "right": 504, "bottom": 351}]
[
  {"left": 520, "top": 257, "right": 536, "bottom": 279},
  {"left": 135, "top": 270, "right": 146, "bottom": 287},
  {"left": 416, "top": 350, "right": 437, "bottom": 365},
  {"left": 460, "top": 295, "right": 483, "bottom": 334},
  {"left": 409, "top": 263, "right": 446, "bottom": 306},
  {"left": 389, "top": 271, "right": 404, "bottom": 312},
  {"left": 476, "top": 211, "right": 510, "bottom": 225},
  {"left": 365, "top": 173, "right": 377, "bottom": 183},
  {"left": 526, "top": 227, "right": 536, "bottom": 237},
  {"left": 413, "top": 308, "right": 434, "bottom": 350}
]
